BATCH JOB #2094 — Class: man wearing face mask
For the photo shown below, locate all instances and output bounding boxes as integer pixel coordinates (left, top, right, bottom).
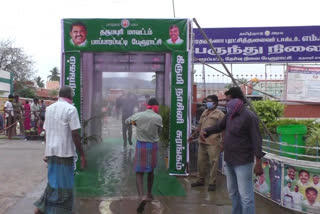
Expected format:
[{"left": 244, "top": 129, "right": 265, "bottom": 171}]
[
  {"left": 188, "top": 95, "right": 225, "bottom": 191},
  {"left": 200, "top": 98, "right": 265, "bottom": 214}
]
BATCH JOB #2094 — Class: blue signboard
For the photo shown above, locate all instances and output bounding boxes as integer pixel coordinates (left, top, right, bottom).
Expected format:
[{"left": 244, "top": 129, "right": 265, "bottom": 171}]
[{"left": 194, "top": 26, "right": 320, "bottom": 63}]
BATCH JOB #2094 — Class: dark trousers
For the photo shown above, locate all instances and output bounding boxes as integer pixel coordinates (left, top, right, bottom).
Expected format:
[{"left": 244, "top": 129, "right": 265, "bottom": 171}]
[{"left": 122, "top": 118, "right": 132, "bottom": 145}]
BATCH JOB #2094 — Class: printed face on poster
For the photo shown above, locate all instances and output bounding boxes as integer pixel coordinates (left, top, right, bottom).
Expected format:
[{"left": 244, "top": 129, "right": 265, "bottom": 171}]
[
  {"left": 254, "top": 158, "right": 282, "bottom": 203},
  {"left": 283, "top": 164, "right": 320, "bottom": 213}
]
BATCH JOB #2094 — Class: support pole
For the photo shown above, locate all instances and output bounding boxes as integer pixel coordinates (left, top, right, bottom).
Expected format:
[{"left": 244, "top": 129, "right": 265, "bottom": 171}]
[{"left": 193, "top": 18, "right": 275, "bottom": 141}]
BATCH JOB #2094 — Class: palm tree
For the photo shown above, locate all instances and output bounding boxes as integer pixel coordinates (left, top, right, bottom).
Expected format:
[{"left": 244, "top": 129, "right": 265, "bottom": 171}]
[
  {"left": 47, "top": 67, "right": 60, "bottom": 81},
  {"left": 35, "top": 76, "right": 45, "bottom": 88}
]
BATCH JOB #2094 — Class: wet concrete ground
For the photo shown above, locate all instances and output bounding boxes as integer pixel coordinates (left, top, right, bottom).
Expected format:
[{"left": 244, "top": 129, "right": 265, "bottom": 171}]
[
  {"left": 2, "top": 116, "right": 299, "bottom": 213},
  {"left": 73, "top": 117, "right": 295, "bottom": 214}
]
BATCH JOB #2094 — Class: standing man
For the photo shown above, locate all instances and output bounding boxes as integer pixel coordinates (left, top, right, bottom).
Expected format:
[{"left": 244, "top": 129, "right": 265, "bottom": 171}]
[
  {"left": 34, "top": 86, "right": 87, "bottom": 214},
  {"left": 4, "top": 94, "right": 14, "bottom": 139},
  {"left": 40, "top": 99, "right": 46, "bottom": 121},
  {"left": 189, "top": 95, "right": 224, "bottom": 191},
  {"left": 120, "top": 92, "right": 138, "bottom": 146},
  {"left": 31, "top": 98, "right": 40, "bottom": 129},
  {"left": 125, "top": 98, "right": 162, "bottom": 203},
  {"left": 200, "top": 98, "right": 265, "bottom": 214},
  {"left": 13, "top": 95, "right": 24, "bottom": 135}
]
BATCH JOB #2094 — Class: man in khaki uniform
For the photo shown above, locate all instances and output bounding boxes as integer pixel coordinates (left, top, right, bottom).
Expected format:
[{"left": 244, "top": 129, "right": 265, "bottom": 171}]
[{"left": 189, "top": 95, "right": 224, "bottom": 191}]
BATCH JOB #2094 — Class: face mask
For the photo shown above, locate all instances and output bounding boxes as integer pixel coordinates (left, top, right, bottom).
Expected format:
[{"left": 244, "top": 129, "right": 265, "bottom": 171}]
[{"left": 206, "top": 102, "right": 215, "bottom": 110}]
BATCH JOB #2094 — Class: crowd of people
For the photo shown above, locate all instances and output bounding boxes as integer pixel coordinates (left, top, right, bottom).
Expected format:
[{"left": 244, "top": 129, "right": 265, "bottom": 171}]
[{"left": 2, "top": 94, "right": 47, "bottom": 139}]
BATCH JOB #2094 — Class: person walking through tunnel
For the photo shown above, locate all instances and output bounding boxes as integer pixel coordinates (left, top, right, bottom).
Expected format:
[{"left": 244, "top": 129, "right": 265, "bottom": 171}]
[
  {"left": 120, "top": 92, "right": 138, "bottom": 146},
  {"left": 34, "top": 86, "right": 87, "bottom": 214},
  {"left": 200, "top": 98, "right": 265, "bottom": 214},
  {"left": 188, "top": 95, "right": 225, "bottom": 191},
  {"left": 125, "top": 98, "right": 163, "bottom": 205}
]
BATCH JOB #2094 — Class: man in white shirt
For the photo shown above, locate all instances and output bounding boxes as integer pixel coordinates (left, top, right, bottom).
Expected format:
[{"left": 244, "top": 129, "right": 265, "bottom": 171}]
[
  {"left": 255, "top": 173, "right": 269, "bottom": 194},
  {"left": 31, "top": 98, "right": 40, "bottom": 129},
  {"left": 312, "top": 175, "right": 320, "bottom": 188},
  {"left": 292, "top": 185, "right": 304, "bottom": 211},
  {"left": 4, "top": 94, "right": 14, "bottom": 139},
  {"left": 303, "top": 187, "right": 320, "bottom": 213},
  {"left": 34, "top": 86, "right": 87, "bottom": 214},
  {"left": 283, "top": 182, "right": 292, "bottom": 197},
  {"left": 285, "top": 166, "right": 296, "bottom": 183},
  {"left": 166, "top": 25, "right": 184, "bottom": 45}
]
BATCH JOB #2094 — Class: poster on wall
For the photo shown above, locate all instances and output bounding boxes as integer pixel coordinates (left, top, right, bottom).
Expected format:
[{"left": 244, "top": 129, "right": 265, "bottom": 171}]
[
  {"left": 286, "top": 66, "right": 320, "bottom": 103},
  {"left": 254, "top": 158, "right": 282, "bottom": 203},
  {"left": 283, "top": 164, "right": 320, "bottom": 213}
]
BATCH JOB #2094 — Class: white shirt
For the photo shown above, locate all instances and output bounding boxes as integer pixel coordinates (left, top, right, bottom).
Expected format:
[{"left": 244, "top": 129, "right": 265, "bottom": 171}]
[
  {"left": 166, "top": 37, "right": 184, "bottom": 45},
  {"left": 256, "top": 181, "right": 269, "bottom": 194},
  {"left": 70, "top": 39, "right": 87, "bottom": 47},
  {"left": 4, "top": 101, "right": 14, "bottom": 118},
  {"left": 312, "top": 183, "right": 320, "bottom": 188},
  {"left": 285, "top": 175, "right": 295, "bottom": 183},
  {"left": 292, "top": 191, "right": 304, "bottom": 211},
  {"left": 44, "top": 98, "right": 81, "bottom": 157},
  {"left": 283, "top": 186, "right": 292, "bottom": 197},
  {"left": 303, "top": 200, "right": 320, "bottom": 213}
]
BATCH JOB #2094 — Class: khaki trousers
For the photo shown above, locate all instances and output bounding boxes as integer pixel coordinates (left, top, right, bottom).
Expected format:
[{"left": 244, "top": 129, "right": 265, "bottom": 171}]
[{"left": 197, "top": 143, "right": 221, "bottom": 185}]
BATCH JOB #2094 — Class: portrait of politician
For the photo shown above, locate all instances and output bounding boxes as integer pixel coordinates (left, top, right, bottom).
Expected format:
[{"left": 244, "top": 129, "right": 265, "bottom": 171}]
[
  {"left": 69, "top": 22, "right": 87, "bottom": 47},
  {"left": 166, "top": 25, "right": 184, "bottom": 45}
]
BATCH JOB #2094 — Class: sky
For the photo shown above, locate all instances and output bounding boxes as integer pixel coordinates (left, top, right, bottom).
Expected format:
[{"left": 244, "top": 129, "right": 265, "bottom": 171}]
[{"left": 1, "top": 0, "right": 320, "bottom": 83}]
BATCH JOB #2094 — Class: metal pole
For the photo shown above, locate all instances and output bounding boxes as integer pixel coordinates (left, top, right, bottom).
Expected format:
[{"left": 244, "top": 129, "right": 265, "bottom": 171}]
[
  {"left": 193, "top": 18, "right": 275, "bottom": 142},
  {"left": 172, "top": 0, "right": 176, "bottom": 18},
  {"left": 202, "top": 64, "right": 206, "bottom": 97}
]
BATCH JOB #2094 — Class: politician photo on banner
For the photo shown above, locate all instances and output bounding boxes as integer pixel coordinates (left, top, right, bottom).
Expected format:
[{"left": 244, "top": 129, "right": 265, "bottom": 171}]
[{"left": 283, "top": 164, "right": 320, "bottom": 213}]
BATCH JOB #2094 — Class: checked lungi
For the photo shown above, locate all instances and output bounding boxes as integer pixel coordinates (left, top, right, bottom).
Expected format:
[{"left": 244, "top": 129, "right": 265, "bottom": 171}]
[
  {"left": 34, "top": 156, "right": 74, "bottom": 214},
  {"left": 134, "top": 141, "right": 158, "bottom": 173}
]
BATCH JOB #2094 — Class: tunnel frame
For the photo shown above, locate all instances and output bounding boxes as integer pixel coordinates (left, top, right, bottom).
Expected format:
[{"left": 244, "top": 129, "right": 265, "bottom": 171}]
[{"left": 61, "top": 18, "right": 192, "bottom": 175}]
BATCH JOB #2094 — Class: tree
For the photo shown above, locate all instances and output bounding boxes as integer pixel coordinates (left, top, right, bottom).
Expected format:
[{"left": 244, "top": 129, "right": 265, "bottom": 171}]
[
  {"left": 0, "top": 39, "right": 35, "bottom": 81},
  {"left": 35, "top": 76, "right": 45, "bottom": 88},
  {"left": 47, "top": 67, "right": 60, "bottom": 81}
]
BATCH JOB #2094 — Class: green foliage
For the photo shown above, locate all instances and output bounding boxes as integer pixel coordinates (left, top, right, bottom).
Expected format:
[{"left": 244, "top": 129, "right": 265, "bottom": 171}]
[
  {"left": 48, "top": 67, "right": 60, "bottom": 81},
  {"left": 305, "top": 125, "right": 320, "bottom": 157},
  {"left": 0, "top": 39, "right": 35, "bottom": 81},
  {"left": 159, "top": 105, "right": 170, "bottom": 148},
  {"left": 15, "top": 86, "right": 36, "bottom": 98},
  {"left": 252, "top": 100, "right": 285, "bottom": 124},
  {"left": 35, "top": 76, "right": 45, "bottom": 88}
]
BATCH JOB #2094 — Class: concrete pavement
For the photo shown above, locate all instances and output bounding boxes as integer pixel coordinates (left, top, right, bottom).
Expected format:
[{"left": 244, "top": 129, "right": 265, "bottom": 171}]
[{"left": 0, "top": 139, "right": 46, "bottom": 214}]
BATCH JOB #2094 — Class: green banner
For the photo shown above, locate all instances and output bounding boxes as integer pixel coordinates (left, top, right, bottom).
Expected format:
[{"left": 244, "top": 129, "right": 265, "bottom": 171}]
[
  {"left": 64, "top": 51, "right": 82, "bottom": 172},
  {"left": 64, "top": 52, "right": 81, "bottom": 117},
  {"left": 169, "top": 51, "right": 188, "bottom": 175},
  {"left": 63, "top": 19, "right": 187, "bottom": 52}
]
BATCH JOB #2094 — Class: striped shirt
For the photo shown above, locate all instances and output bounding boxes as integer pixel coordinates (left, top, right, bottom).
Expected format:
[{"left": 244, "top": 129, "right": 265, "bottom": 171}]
[{"left": 44, "top": 98, "right": 81, "bottom": 157}]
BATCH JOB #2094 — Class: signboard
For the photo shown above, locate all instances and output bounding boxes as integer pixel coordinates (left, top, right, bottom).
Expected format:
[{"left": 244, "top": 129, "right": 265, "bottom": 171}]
[
  {"left": 169, "top": 52, "right": 188, "bottom": 175},
  {"left": 194, "top": 26, "right": 320, "bottom": 63},
  {"left": 62, "top": 19, "right": 191, "bottom": 175},
  {"left": 63, "top": 19, "right": 187, "bottom": 52},
  {"left": 286, "top": 66, "right": 320, "bottom": 103}
]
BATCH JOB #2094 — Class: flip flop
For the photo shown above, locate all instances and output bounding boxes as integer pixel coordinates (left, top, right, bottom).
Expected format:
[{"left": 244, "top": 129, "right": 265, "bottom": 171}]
[{"left": 136, "top": 200, "right": 147, "bottom": 213}]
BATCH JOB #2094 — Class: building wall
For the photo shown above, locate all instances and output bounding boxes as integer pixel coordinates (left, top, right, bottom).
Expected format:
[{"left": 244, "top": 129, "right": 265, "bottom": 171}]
[{"left": 284, "top": 104, "right": 320, "bottom": 118}]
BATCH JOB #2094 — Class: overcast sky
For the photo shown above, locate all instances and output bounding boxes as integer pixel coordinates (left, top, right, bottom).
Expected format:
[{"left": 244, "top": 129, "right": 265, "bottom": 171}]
[{"left": 1, "top": 0, "right": 320, "bottom": 82}]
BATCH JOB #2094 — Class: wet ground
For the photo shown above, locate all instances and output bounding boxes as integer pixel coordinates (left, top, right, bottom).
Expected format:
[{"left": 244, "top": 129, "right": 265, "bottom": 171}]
[
  {"left": 1, "top": 116, "right": 298, "bottom": 213},
  {"left": 73, "top": 116, "right": 295, "bottom": 214}
]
